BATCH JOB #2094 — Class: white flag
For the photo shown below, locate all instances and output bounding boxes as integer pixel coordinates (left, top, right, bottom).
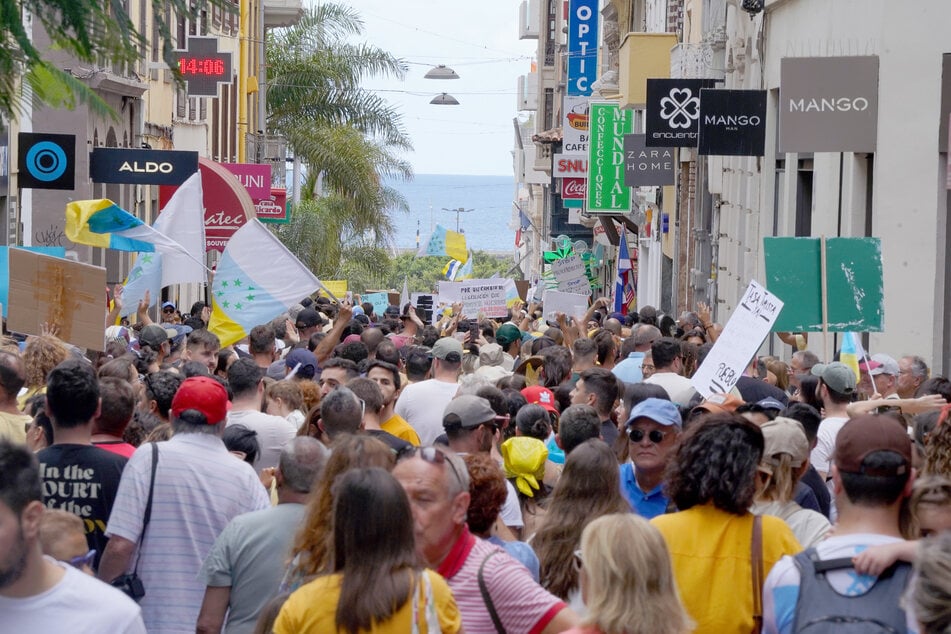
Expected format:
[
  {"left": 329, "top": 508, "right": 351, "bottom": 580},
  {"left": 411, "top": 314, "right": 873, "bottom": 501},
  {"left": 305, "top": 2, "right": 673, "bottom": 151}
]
[{"left": 120, "top": 172, "right": 207, "bottom": 316}]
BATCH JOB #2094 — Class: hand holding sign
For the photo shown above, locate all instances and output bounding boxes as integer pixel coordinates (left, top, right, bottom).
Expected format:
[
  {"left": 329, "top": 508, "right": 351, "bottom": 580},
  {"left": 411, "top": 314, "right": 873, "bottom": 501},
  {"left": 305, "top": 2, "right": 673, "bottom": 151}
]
[{"left": 691, "top": 281, "right": 784, "bottom": 397}]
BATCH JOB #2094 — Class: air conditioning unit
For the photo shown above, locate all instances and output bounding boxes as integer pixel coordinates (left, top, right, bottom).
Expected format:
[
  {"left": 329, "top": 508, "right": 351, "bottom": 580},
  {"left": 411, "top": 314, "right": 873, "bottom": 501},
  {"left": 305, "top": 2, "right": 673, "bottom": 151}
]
[
  {"left": 518, "top": 0, "right": 540, "bottom": 39},
  {"left": 517, "top": 73, "right": 539, "bottom": 111}
]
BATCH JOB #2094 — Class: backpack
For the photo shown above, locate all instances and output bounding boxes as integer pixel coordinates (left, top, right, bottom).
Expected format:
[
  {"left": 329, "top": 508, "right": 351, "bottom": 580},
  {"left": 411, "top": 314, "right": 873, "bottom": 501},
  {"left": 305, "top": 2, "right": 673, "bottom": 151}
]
[{"left": 791, "top": 547, "right": 911, "bottom": 633}]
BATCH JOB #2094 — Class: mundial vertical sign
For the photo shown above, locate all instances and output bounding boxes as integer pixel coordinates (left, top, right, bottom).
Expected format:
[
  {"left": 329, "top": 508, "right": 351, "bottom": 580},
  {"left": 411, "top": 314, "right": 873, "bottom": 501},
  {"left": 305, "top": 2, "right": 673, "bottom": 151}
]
[
  {"left": 587, "top": 103, "right": 634, "bottom": 213},
  {"left": 567, "top": 0, "right": 598, "bottom": 96}
]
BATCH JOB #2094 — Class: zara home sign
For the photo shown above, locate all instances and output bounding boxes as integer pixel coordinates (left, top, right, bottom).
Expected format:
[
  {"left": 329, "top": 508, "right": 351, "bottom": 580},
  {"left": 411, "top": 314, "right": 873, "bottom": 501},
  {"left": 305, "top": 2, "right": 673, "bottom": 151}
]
[{"left": 779, "top": 56, "right": 879, "bottom": 153}]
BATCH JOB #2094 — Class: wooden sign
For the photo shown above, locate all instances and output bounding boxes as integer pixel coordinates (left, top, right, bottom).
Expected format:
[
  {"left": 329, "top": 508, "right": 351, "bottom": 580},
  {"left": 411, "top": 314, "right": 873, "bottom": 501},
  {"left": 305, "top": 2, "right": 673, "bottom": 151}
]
[{"left": 7, "top": 249, "right": 107, "bottom": 351}]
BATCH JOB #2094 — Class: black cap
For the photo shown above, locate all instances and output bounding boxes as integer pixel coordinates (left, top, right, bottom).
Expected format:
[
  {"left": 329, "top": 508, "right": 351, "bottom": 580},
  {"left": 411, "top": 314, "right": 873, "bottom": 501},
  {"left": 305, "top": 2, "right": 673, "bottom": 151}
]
[{"left": 296, "top": 307, "right": 323, "bottom": 329}]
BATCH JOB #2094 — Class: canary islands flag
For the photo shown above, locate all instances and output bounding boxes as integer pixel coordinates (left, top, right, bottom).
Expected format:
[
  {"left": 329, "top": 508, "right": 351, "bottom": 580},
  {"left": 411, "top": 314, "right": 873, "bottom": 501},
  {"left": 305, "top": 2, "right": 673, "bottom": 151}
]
[
  {"left": 417, "top": 224, "right": 468, "bottom": 263},
  {"left": 840, "top": 332, "right": 864, "bottom": 382},
  {"left": 65, "top": 199, "right": 190, "bottom": 253},
  {"left": 208, "top": 219, "right": 322, "bottom": 347}
]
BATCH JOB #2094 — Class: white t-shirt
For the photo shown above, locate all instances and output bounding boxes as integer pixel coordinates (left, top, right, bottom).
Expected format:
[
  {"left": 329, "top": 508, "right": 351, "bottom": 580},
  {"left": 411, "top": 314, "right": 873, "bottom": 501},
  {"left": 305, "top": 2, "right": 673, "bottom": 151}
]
[
  {"left": 226, "top": 409, "right": 297, "bottom": 472},
  {"left": 394, "top": 379, "right": 460, "bottom": 445},
  {"left": 643, "top": 372, "right": 697, "bottom": 406},
  {"left": 763, "top": 533, "right": 918, "bottom": 634},
  {"left": 0, "top": 558, "right": 145, "bottom": 633},
  {"left": 810, "top": 416, "right": 849, "bottom": 476},
  {"left": 500, "top": 479, "right": 524, "bottom": 529}
]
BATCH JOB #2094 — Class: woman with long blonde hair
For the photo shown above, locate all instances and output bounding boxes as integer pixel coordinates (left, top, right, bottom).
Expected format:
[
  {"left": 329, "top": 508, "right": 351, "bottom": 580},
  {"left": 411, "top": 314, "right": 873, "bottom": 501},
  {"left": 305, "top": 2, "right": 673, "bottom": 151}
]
[{"left": 565, "top": 513, "right": 692, "bottom": 634}]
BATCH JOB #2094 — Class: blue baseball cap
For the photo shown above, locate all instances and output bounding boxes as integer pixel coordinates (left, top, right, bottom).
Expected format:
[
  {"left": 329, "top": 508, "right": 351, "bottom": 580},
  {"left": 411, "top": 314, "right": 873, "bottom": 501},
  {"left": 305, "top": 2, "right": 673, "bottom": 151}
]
[{"left": 626, "top": 397, "right": 682, "bottom": 429}]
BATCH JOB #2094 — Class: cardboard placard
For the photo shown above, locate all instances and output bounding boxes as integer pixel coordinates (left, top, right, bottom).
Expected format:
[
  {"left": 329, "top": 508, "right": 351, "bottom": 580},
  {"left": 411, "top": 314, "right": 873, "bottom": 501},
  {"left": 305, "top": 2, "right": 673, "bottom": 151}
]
[
  {"left": 551, "top": 254, "right": 592, "bottom": 296},
  {"left": 763, "top": 237, "right": 884, "bottom": 332},
  {"left": 691, "top": 280, "right": 784, "bottom": 397},
  {"left": 541, "top": 289, "right": 589, "bottom": 322},
  {"left": 0, "top": 247, "right": 66, "bottom": 317},
  {"left": 514, "top": 280, "right": 530, "bottom": 302},
  {"left": 438, "top": 279, "right": 517, "bottom": 319},
  {"left": 7, "top": 249, "right": 107, "bottom": 351}
]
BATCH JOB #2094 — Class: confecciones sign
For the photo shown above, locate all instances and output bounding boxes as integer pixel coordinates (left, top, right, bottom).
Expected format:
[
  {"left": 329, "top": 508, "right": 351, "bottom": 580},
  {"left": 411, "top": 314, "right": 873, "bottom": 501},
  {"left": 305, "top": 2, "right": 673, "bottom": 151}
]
[
  {"left": 779, "top": 56, "right": 880, "bottom": 153},
  {"left": 697, "top": 89, "right": 768, "bottom": 157}
]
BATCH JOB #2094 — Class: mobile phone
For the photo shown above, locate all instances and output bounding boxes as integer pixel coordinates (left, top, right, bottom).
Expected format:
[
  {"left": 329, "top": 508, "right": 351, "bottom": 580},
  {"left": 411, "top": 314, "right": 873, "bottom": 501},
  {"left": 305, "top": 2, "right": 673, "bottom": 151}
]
[{"left": 470, "top": 321, "right": 480, "bottom": 340}]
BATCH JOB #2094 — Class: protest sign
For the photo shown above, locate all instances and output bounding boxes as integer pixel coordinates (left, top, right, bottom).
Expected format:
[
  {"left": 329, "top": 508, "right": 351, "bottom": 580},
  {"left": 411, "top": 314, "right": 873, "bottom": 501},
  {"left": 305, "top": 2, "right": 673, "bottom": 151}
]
[
  {"left": 691, "top": 280, "right": 784, "bottom": 398},
  {"left": 0, "top": 246, "right": 66, "bottom": 317},
  {"left": 318, "top": 280, "right": 347, "bottom": 300},
  {"left": 541, "top": 289, "right": 589, "bottom": 322},
  {"left": 7, "top": 248, "right": 107, "bottom": 351},
  {"left": 361, "top": 292, "right": 389, "bottom": 318},
  {"left": 763, "top": 237, "right": 884, "bottom": 332},
  {"left": 551, "top": 254, "right": 591, "bottom": 296},
  {"left": 438, "top": 279, "right": 517, "bottom": 318}
]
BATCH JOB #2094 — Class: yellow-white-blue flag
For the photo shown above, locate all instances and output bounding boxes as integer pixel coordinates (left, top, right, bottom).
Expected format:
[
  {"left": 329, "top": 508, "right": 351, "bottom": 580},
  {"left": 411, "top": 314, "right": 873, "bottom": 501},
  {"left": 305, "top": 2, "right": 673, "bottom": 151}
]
[
  {"left": 208, "top": 219, "right": 321, "bottom": 347},
  {"left": 417, "top": 224, "right": 468, "bottom": 263}
]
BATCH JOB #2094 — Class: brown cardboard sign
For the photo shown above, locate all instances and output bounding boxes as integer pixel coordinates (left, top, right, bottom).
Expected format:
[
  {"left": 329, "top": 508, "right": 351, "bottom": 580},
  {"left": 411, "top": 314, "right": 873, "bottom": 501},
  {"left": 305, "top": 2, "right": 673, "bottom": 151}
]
[
  {"left": 7, "top": 249, "right": 107, "bottom": 351},
  {"left": 514, "top": 280, "right": 530, "bottom": 302}
]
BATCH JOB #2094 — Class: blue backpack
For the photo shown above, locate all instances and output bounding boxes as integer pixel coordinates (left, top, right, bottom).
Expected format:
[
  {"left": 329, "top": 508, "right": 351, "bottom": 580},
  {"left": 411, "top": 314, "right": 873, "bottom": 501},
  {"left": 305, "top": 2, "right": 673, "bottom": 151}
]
[{"left": 792, "top": 547, "right": 912, "bottom": 633}]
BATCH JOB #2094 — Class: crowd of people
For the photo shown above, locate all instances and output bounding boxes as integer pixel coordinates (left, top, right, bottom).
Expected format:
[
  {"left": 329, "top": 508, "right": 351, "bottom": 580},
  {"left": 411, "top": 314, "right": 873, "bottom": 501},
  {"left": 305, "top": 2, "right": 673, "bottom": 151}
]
[{"left": 1, "top": 292, "right": 950, "bottom": 634}]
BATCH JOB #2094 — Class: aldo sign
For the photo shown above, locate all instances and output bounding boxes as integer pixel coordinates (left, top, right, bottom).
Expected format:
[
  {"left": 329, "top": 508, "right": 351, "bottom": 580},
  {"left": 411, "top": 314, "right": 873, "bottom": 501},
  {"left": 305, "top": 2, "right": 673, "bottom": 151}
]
[
  {"left": 567, "top": 0, "right": 598, "bottom": 96},
  {"left": 780, "top": 56, "right": 879, "bottom": 153},
  {"left": 89, "top": 148, "right": 199, "bottom": 185}
]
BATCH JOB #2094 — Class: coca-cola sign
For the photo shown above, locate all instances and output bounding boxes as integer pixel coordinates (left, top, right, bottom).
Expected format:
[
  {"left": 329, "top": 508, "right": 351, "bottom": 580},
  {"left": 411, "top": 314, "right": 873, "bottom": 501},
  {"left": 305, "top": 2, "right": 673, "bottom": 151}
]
[
  {"left": 561, "top": 177, "right": 586, "bottom": 200},
  {"left": 159, "top": 158, "right": 256, "bottom": 253}
]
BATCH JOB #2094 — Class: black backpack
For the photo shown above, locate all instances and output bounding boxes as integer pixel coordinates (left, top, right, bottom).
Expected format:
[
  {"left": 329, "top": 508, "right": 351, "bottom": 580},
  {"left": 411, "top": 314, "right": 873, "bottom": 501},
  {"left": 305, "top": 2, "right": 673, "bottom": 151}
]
[{"left": 792, "top": 547, "right": 911, "bottom": 633}]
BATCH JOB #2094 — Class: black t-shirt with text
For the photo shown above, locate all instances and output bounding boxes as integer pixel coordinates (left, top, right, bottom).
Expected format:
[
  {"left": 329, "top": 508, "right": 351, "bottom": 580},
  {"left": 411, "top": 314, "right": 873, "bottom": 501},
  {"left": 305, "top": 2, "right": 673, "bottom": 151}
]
[{"left": 37, "top": 444, "right": 127, "bottom": 568}]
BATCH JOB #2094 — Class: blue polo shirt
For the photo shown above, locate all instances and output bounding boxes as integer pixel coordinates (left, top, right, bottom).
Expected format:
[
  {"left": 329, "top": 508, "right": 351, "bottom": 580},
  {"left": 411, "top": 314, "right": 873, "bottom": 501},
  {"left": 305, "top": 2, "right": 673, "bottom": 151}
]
[
  {"left": 619, "top": 462, "right": 670, "bottom": 519},
  {"left": 612, "top": 351, "right": 645, "bottom": 384}
]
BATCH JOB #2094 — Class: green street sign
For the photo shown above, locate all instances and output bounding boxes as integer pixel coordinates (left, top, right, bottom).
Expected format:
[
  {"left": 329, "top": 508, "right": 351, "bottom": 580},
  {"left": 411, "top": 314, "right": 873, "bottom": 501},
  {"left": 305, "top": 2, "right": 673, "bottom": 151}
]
[{"left": 587, "top": 102, "right": 633, "bottom": 214}]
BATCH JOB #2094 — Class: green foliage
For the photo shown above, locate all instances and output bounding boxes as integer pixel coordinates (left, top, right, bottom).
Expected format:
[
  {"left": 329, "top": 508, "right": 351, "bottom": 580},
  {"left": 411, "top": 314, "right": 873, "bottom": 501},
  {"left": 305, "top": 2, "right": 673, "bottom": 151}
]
[
  {"left": 388, "top": 252, "right": 518, "bottom": 294},
  {"left": 0, "top": 0, "right": 227, "bottom": 117}
]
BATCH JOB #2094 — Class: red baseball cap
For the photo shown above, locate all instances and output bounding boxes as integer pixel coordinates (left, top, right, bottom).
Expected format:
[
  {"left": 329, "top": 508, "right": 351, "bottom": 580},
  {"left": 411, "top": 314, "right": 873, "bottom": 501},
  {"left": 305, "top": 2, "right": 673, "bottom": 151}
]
[
  {"left": 521, "top": 385, "right": 559, "bottom": 414},
  {"left": 171, "top": 376, "right": 230, "bottom": 425}
]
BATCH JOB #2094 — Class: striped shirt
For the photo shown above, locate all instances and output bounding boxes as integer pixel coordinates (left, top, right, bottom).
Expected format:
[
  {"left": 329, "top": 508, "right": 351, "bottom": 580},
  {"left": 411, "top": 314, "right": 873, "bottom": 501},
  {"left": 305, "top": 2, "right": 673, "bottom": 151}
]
[
  {"left": 437, "top": 528, "right": 565, "bottom": 634},
  {"left": 105, "top": 433, "right": 270, "bottom": 634}
]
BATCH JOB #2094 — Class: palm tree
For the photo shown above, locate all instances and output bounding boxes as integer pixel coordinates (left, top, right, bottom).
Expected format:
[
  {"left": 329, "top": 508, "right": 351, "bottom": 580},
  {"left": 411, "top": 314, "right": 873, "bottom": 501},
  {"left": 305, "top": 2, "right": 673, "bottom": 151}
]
[{"left": 266, "top": 3, "right": 412, "bottom": 285}]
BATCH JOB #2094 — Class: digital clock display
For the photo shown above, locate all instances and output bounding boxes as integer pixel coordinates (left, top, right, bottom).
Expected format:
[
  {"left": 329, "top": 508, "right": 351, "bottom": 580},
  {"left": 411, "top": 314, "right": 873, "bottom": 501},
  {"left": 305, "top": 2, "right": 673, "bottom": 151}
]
[
  {"left": 178, "top": 57, "right": 227, "bottom": 77},
  {"left": 172, "top": 37, "right": 233, "bottom": 97}
]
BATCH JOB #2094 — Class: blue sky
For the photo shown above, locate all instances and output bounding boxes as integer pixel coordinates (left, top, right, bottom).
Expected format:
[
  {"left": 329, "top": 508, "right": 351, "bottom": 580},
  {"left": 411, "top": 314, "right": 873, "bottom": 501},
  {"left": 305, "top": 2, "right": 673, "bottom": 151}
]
[{"left": 335, "top": 1, "right": 537, "bottom": 176}]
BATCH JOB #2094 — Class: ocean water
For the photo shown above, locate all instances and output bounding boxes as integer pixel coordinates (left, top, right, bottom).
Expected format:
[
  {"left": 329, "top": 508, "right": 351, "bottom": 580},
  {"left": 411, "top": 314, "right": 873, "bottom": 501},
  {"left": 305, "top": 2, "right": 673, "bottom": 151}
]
[{"left": 386, "top": 174, "right": 517, "bottom": 253}]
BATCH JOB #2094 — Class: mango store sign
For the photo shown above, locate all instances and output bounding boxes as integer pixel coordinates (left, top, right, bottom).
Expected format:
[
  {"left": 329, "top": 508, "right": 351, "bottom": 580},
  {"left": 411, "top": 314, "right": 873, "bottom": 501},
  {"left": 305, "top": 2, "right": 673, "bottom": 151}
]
[{"left": 587, "top": 102, "right": 633, "bottom": 213}]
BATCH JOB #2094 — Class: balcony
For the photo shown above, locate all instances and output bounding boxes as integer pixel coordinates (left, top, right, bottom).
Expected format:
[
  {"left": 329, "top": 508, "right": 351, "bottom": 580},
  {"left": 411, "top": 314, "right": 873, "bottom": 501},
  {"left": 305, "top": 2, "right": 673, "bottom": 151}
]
[
  {"left": 264, "top": 0, "right": 304, "bottom": 28},
  {"left": 670, "top": 42, "right": 726, "bottom": 80},
  {"left": 618, "top": 32, "right": 678, "bottom": 109}
]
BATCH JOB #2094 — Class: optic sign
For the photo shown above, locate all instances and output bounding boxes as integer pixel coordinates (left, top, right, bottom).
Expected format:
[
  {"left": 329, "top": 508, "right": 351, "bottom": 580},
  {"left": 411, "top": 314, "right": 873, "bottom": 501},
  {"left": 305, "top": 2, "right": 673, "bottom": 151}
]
[
  {"left": 17, "top": 133, "right": 75, "bottom": 190},
  {"left": 561, "top": 177, "right": 586, "bottom": 200},
  {"left": 779, "top": 56, "right": 879, "bottom": 153},
  {"left": 645, "top": 79, "right": 716, "bottom": 147},
  {"left": 563, "top": 96, "right": 589, "bottom": 153},
  {"left": 623, "top": 134, "right": 675, "bottom": 187},
  {"left": 171, "top": 37, "right": 234, "bottom": 97},
  {"left": 697, "top": 89, "right": 768, "bottom": 157},
  {"left": 567, "top": 0, "right": 598, "bottom": 96},
  {"left": 89, "top": 148, "right": 198, "bottom": 185},
  {"left": 691, "top": 280, "right": 784, "bottom": 398}
]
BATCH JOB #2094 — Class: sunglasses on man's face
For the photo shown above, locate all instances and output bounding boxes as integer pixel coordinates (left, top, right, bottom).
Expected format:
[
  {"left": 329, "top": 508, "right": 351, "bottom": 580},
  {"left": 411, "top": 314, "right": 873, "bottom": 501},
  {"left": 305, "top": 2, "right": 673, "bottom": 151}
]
[
  {"left": 67, "top": 549, "right": 96, "bottom": 569},
  {"left": 628, "top": 428, "right": 669, "bottom": 444},
  {"left": 397, "top": 445, "right": 463, "bottom": 488}
]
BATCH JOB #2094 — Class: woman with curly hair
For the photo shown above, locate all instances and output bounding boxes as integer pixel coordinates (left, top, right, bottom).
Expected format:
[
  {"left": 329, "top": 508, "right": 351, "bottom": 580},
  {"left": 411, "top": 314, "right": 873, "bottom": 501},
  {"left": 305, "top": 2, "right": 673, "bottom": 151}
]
[
  {"left": 924, "top": 406, "right": 951, "bottom": 477},
  {"left": 19, "top": 334, "right": 69, "bottom": 408},
  {"left": 651, "top": 414, "right": 801, "bottom": 633},
  {"left": 281, "top": 435, "right": 394, "bottom": 591},
  {"left": 532, "top": 439, "right": 629, "bottom": 612}
]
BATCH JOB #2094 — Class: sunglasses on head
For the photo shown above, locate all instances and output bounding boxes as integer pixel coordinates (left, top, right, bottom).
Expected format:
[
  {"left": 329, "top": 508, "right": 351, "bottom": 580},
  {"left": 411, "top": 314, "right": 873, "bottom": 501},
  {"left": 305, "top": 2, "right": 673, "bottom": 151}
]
[
  {"left": 397, "top": 445, "right": 463, "bottom": 488},
  {"left": 628, "top": 428, "right": 669, "bottom": 444},
  {"left": 67, "top": 549, "right": 96, "bottom": 569}
]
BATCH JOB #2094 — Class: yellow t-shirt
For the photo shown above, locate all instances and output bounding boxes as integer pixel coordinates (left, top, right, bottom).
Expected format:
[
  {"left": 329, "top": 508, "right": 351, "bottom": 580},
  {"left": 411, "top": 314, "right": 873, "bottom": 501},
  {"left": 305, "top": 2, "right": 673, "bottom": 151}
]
[
  {"left": 651, "top": 503, "right": 801, "bottom": 634},
  {"left": 274, "top": 569, "right": 461, "bottom": 634},
  {"left": 381, "top": 413, "right": 421, "bottom": 446},
  {"left": 0, "top": 410, "right": 30, "bottom": 444}
]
